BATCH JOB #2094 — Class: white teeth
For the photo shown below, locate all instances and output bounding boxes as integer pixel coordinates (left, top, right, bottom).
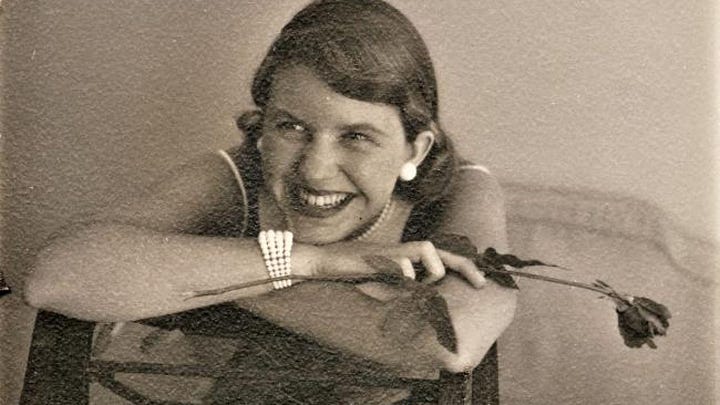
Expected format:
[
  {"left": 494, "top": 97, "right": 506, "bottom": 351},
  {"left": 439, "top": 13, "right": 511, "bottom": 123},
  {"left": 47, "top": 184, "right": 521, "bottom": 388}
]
[{"left": 298, "top": 189, "right": 350, "bottom": 208}]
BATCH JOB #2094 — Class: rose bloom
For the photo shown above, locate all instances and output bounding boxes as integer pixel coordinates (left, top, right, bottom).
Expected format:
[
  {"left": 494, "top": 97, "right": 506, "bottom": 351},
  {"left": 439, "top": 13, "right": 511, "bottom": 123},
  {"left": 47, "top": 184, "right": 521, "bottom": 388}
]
[{"left": 616, "top": 296, "right": 671, "bottom": 349}]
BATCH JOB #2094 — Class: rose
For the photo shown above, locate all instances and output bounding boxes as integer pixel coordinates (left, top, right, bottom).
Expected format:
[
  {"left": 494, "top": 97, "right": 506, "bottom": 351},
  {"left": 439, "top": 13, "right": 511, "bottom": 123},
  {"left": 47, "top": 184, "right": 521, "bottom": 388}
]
[{"left": 615, "top": 296, "right": 671, "bottom": 349}]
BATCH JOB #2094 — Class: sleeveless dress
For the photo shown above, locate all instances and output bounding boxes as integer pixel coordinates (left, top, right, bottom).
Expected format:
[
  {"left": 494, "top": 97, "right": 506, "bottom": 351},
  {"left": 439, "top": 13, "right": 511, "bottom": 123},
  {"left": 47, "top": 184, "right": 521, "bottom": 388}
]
[{"left": 87, "top": 145, "right": 452, "bottom": 404}]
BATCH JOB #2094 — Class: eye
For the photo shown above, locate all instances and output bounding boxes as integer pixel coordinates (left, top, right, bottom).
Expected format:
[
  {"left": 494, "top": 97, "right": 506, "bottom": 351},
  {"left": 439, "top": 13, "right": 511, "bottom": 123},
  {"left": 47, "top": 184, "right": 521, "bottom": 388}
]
[
  {"left": 342, "top": 131, "right": 372, "bottom": 143},
  {"left": 276, "top": 121, "right": 307, "bottom": 133},
  {"left": 274, "top": 120, "right": 310, "bottom": 141}
]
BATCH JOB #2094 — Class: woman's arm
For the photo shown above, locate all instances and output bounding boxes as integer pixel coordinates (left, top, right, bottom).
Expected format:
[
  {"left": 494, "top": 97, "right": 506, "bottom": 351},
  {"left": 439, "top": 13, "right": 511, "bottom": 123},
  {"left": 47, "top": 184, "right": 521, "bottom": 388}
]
[
  {"left": 27, "top": 222, "right": 314, "bottom": 321},
  {"left": 23, "top": 151, "right": 318, "bottom": 321}
]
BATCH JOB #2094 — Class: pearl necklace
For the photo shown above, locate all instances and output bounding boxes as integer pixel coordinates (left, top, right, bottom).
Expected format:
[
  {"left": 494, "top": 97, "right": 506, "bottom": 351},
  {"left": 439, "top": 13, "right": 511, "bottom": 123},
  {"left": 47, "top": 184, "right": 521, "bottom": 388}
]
[
  {"left": 353, "top": 200, "right": 395, "bottom": 241},
  {"left": 269, "top": 196, "right": 395, "bottom": 243}
]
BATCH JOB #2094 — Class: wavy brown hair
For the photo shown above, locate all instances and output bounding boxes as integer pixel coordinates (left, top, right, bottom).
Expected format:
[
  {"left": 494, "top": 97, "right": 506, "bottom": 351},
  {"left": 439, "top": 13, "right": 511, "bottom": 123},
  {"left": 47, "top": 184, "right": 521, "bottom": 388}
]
[{"left": 240, "top": 0, "right": 457, "bottom": 204}]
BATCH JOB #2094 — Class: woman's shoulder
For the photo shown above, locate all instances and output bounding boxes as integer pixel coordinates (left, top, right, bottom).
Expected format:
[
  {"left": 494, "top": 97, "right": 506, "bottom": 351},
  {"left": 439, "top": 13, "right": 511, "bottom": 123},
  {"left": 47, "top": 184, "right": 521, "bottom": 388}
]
[
  {"left": 452, "top": 162, "right": 505, "bottom": 204},
  {"left": 404, "top": 161, "right": 505, "bottom": 242},
  {"left": 436, "top": 161, "right": 507, "bottom": 249}
]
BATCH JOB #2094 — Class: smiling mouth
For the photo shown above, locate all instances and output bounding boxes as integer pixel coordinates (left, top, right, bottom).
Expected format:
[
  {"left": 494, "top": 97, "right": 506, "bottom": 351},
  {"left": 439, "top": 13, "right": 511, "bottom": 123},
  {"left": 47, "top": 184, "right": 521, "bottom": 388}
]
[{"left": 289, "top": 186, "right": 355, "bottom": 218}]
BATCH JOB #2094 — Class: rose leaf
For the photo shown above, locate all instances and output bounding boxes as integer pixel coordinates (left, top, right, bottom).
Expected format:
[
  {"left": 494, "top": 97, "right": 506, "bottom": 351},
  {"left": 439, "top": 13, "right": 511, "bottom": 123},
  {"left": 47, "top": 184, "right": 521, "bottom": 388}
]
[
  {"left": 362, "top": 255, "right": 407, "bottom": 286},
  {"left": 381, "top": 296, "right": 428, "bottom": 342},
  {"left": 473, "top": 257, "right": 519, "bottom": 290},
  {"left": 430, "top": 233, "right": 478, "bottom": 258},
  {"left": 425, "top": 294, "right": 458, "bottom": 353},
  {"left": 485, "top": 272, "right": 520, "bottom": 290},
  {"left": 481, "top": 247, "right": 560, "bottom": 269}
]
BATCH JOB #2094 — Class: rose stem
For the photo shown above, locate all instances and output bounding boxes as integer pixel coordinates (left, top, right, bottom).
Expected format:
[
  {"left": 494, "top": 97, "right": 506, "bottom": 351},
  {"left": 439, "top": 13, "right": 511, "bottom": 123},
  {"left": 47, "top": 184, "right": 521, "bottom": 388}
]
[
  {"left": 186, "top": 268, "right": 623, "bottom": 301},
  {"left": 184, "top": 273, "right": 382, "bottom": 299},
  {"left": 483, "top": 267, "right": 616, "bottom": 296}
]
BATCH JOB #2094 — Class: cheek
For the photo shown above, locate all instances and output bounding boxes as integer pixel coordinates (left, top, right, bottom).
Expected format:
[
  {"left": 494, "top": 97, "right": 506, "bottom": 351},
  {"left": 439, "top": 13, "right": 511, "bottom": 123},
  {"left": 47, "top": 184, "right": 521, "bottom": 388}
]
[{"left": 346, "top": 150, "right": 404, "bottom": 199}]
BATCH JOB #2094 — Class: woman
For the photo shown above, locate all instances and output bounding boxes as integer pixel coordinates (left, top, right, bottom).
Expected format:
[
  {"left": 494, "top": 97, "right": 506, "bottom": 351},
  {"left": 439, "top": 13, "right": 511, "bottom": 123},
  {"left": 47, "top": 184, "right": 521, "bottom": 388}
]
[{"left": 24, "top": 0, "right": 516, "bottom": 402}]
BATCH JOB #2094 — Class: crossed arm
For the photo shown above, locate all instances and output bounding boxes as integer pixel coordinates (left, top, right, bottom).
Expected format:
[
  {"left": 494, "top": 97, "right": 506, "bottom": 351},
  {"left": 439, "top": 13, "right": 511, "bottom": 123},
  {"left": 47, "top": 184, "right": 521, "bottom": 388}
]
[{"left": 24, "top": 151, "right": 516, "bottom": 373}]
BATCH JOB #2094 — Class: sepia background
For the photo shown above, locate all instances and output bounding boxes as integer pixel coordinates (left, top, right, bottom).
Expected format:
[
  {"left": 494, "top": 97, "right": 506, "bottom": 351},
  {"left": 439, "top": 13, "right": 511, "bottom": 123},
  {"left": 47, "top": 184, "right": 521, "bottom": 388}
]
[{"left": 1, "top": 1, "right": 717, "bottom": 404}]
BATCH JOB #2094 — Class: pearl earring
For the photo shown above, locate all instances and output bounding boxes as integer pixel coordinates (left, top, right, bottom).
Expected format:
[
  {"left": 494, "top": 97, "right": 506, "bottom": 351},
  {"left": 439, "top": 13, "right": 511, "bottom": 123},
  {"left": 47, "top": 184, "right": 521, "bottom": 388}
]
[{"left": 399, "top": 162, "right": 417, "bottom": 182}]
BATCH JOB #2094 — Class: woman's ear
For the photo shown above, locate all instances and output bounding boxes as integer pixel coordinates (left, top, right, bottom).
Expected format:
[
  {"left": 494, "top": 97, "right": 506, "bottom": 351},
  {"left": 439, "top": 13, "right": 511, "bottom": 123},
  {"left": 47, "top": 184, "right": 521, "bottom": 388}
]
[{"left": 408, "top": 130, "right": 435, "bottom": 166}]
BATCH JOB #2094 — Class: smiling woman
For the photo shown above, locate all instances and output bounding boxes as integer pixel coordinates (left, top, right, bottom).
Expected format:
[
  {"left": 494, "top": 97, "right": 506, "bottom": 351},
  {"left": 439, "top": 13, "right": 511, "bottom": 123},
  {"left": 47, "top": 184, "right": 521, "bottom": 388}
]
[
  {"left": 258, "top": 65, "right": 434, "bottom": 245},
  {"left": 21, "top": 0, "right": 515, "bottom": 403}
]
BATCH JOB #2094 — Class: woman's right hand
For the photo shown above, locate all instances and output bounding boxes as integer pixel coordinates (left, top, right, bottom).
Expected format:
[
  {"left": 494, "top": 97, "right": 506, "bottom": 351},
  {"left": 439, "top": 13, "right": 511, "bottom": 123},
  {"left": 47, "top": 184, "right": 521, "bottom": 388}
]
[{"left": 300, "top": 241, "right": 486, "bottom": 289}]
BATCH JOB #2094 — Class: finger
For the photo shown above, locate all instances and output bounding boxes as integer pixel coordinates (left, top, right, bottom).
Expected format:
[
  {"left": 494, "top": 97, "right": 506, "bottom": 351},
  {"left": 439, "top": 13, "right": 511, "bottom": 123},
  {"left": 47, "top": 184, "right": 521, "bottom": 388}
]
[
  {"left": 437, "top": 250, "right": 486, "bottom": 289},
  {"left": 416, "top": 242, "right": 445, "bottom": 284},
  {"left": 398, "top": 257, "right": 416, "bottom": 280}
]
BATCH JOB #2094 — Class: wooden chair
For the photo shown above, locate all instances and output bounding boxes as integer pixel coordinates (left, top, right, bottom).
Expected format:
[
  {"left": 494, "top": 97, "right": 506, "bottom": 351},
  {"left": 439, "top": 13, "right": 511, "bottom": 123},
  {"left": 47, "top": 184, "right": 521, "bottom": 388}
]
[{"left": 21, "top": 310, "right": 498, "bottom": 404}]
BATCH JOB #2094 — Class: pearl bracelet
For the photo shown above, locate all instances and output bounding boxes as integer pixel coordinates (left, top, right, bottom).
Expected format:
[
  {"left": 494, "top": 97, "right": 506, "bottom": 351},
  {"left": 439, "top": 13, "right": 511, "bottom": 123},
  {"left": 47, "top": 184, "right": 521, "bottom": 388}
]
[{"left": 258, "top": 230, "right": 293, "bottom": 289}]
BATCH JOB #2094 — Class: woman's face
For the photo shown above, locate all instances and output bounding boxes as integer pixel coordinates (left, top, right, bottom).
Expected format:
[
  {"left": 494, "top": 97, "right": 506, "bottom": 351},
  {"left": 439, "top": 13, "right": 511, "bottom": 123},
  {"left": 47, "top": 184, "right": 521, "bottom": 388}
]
[{"left": 260, "top": 65, "right": 427, "bottom": 245}]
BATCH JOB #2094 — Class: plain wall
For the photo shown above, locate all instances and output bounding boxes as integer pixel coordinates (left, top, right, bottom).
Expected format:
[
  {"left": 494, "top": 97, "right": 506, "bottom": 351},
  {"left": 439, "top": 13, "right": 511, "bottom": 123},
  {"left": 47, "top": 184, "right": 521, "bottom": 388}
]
[{"left": 1, "top": 1, "right": 716, "bottom": 403}]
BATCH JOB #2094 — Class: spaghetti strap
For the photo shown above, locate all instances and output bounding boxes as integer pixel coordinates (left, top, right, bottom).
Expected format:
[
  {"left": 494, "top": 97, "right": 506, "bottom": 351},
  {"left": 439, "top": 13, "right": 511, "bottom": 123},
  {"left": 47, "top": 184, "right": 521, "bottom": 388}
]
[{"left": 223, "top": 144, "right": 262, "bottom": 237}]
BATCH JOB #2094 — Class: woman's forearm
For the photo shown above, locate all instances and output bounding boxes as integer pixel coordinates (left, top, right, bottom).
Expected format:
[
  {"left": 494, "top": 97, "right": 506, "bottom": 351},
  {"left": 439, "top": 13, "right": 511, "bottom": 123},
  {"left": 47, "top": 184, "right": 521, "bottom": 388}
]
[
  {"left": 436, "top": 275, "right": 517, "bottom": 372},
  {"left": 24, "top": 223, "right": 317, "bottom": 322},
  {"left": 235, "top": 274, "right": 515, "bottom": 373},
  {"left": 235, "top": 282, "right": 445, "bottom": 375}
]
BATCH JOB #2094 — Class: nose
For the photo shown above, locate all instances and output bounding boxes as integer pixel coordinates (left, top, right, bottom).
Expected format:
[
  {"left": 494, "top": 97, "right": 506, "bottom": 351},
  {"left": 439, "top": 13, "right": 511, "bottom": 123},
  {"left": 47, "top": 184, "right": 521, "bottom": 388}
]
[{"left": 298, "top": 134, "right": 340, "bottom": 184}]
